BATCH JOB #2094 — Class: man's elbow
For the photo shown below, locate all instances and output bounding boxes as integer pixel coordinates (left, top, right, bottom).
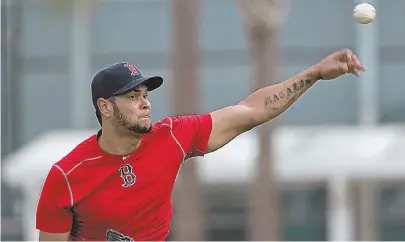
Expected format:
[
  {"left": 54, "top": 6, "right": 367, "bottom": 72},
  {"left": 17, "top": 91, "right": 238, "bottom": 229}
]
[
  {"left": 39, "top": 231, "right": 70, "bottom": 241},
  {"left": 236, "top": 103, "right": 273, "bottom": 130}
]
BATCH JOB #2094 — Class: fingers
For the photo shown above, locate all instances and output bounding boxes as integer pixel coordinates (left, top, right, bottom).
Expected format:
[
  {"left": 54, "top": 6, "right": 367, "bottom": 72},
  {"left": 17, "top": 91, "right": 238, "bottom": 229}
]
[
  {"left": 345, "top": 49, "right": 353, "bottom": 64},
  {"left": 339, "top": 63, "right": 349, "bottom": 74},
  {"left": 336, "top": 48, "right": 352, "bottom": 61},
  {"left": 337, "top": 48, "right": 366, "bottom": 76},
  {"left": 350, "top": 54, "right": 366, "bottom": 76},
  {"left": 345, "top": 52, "right": 361, "bottom": 76},
  {"left": 352, "top": 54, "right": 366, "bottom": 71},
  {"left": 353, "top": 68, "right": 361, "bottom": 77}
]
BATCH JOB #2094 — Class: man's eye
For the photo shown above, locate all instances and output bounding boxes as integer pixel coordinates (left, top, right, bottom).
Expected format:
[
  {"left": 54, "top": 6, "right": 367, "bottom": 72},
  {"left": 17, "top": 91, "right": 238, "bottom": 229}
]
[{"left": 129, "top": 95, "right": 136, "bottom": 99}]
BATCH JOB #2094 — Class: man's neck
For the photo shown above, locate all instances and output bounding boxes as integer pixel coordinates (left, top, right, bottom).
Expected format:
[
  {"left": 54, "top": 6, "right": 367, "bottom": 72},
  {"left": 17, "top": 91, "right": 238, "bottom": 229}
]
[{"left": 98, "top": 128, "right": 142, "bottom": 156}]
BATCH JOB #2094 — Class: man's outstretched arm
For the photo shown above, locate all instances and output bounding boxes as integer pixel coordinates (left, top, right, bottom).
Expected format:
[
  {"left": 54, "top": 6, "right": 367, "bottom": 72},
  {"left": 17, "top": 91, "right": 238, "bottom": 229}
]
[{"left": 206, "top": 49, "right": 365, "bottom": 153}]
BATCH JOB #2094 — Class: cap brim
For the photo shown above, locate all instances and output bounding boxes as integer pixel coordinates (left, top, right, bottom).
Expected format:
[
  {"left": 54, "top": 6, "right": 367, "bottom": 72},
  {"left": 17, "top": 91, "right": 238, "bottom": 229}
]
[
  {"left": 114, "top": 76, "right": 163, "bottom": 95},
  {"left": 142, "top": 76, "right": 164, "bottom": 91}
]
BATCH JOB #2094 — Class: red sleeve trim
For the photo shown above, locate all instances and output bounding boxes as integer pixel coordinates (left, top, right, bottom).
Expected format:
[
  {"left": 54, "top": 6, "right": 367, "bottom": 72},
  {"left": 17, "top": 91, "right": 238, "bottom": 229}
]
[{"left": 195, "top": 113, "right": 212, "bottom": 154}]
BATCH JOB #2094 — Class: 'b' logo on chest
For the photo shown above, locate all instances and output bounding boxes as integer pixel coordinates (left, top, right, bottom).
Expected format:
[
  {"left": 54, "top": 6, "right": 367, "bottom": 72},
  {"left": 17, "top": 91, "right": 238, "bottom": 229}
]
[{"left": 119, "top": 164, "right": 136, "bottom": 187}]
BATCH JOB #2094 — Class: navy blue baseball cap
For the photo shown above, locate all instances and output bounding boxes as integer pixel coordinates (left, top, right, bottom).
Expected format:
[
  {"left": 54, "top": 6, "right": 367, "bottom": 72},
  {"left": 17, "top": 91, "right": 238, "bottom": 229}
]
[{"left": 91, "top": 62, "right": 163, "bottom": 111}]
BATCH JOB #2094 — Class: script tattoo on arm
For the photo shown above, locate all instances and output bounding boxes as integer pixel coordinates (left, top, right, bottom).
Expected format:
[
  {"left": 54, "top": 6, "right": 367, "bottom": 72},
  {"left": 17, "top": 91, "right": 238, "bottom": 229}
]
[
  {"left": 205, "top": 69, "right": 321, "bottom": 153},
  {"left": 264, "top": 72, "right": 317, "bottom": 111}
]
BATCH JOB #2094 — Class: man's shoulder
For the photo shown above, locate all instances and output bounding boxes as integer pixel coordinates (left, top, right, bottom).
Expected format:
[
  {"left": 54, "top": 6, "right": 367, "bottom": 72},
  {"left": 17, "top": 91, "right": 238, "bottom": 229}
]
[
  {"left": 152, "top": 117, "right": 173, "bottom": 129},
  {"left": 149, "top": 116, "right": 186, "bottom": 135},
  {"left": 147, "top": 116, "right": 188, "bottom": 145},
  {"left": 153, "top": 114, "right": 212, "bottom": 132},
  {"left": 153, "top": 114, "right": 211, "bottom": 129},
  {"left": 53, "top": 134, "right": 103, "bottom": 174}
]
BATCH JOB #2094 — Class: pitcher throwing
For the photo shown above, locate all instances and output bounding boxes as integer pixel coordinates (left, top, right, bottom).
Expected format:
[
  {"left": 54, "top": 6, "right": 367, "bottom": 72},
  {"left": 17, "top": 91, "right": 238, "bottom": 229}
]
[{"left": 36, "top": 49, "right": 365, "bottom": 241}]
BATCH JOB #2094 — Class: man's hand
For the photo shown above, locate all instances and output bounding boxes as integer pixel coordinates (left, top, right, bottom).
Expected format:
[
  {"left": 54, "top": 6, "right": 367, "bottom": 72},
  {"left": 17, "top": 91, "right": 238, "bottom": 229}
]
[{"left": 313, "top": 48, "right": 366, "bottom": 80}]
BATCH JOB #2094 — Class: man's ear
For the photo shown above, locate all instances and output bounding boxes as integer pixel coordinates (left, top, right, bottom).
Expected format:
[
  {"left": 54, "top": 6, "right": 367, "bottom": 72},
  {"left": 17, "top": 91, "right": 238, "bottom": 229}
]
[{"left": 97, "top": 98, "right": 113, "bottom": 118}]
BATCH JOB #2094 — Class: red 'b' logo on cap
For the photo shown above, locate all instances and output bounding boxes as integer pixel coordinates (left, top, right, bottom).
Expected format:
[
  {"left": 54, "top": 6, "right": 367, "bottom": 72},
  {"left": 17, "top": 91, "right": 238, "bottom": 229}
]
[{"left": 124, "top": 63, "right": 139, "bottom": 76}]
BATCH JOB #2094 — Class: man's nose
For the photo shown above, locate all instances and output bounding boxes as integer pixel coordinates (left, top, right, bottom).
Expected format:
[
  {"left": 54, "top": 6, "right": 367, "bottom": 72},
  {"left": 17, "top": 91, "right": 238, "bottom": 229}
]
[{"left": 140, "top": 99, "right": 150, "bottom": 110}]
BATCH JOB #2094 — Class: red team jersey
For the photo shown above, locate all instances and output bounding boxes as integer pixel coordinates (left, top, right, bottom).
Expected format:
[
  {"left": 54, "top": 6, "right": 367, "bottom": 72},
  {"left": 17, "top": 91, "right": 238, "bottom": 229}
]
[{"left": 36, "top": 114, "right": 212, "bottom": 241}]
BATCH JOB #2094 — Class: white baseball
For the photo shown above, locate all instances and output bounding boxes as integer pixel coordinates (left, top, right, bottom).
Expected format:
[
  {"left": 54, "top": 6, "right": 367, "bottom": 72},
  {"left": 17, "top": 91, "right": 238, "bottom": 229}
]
[{"left": 353, "top": 3, "right": 376, "bottom": 24}]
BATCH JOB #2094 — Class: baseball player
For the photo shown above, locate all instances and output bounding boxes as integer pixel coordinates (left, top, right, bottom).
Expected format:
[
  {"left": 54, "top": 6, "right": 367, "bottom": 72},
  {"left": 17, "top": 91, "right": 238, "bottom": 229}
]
[{"left": 36, "top": 49, "right": 365, "bottom": 241}]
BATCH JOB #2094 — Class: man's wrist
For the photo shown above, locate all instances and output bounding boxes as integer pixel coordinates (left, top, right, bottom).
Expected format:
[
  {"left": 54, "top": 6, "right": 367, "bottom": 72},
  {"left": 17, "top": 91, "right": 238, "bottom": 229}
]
[{"left": 307, "top": 65, "right": 322, "bottom": 81}]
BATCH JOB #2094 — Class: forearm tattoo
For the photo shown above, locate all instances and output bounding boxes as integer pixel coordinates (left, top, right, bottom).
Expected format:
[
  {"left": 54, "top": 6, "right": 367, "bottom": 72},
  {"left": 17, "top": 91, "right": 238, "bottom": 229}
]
[{"left": 264, "top": 73, "right": 317, "bottom": 111}]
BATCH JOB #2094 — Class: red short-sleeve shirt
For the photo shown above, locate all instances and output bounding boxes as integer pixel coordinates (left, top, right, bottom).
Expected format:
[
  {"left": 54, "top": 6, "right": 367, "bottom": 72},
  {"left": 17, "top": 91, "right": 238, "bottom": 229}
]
[{"left": 36, "top": 114, "right": 212, "bottom": 241}]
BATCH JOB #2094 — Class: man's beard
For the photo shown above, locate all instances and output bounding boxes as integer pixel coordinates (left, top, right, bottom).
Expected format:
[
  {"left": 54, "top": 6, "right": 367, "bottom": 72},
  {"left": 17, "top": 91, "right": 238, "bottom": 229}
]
[{"left": 112, "top": 104, "right": 151, "bottom": 134}]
